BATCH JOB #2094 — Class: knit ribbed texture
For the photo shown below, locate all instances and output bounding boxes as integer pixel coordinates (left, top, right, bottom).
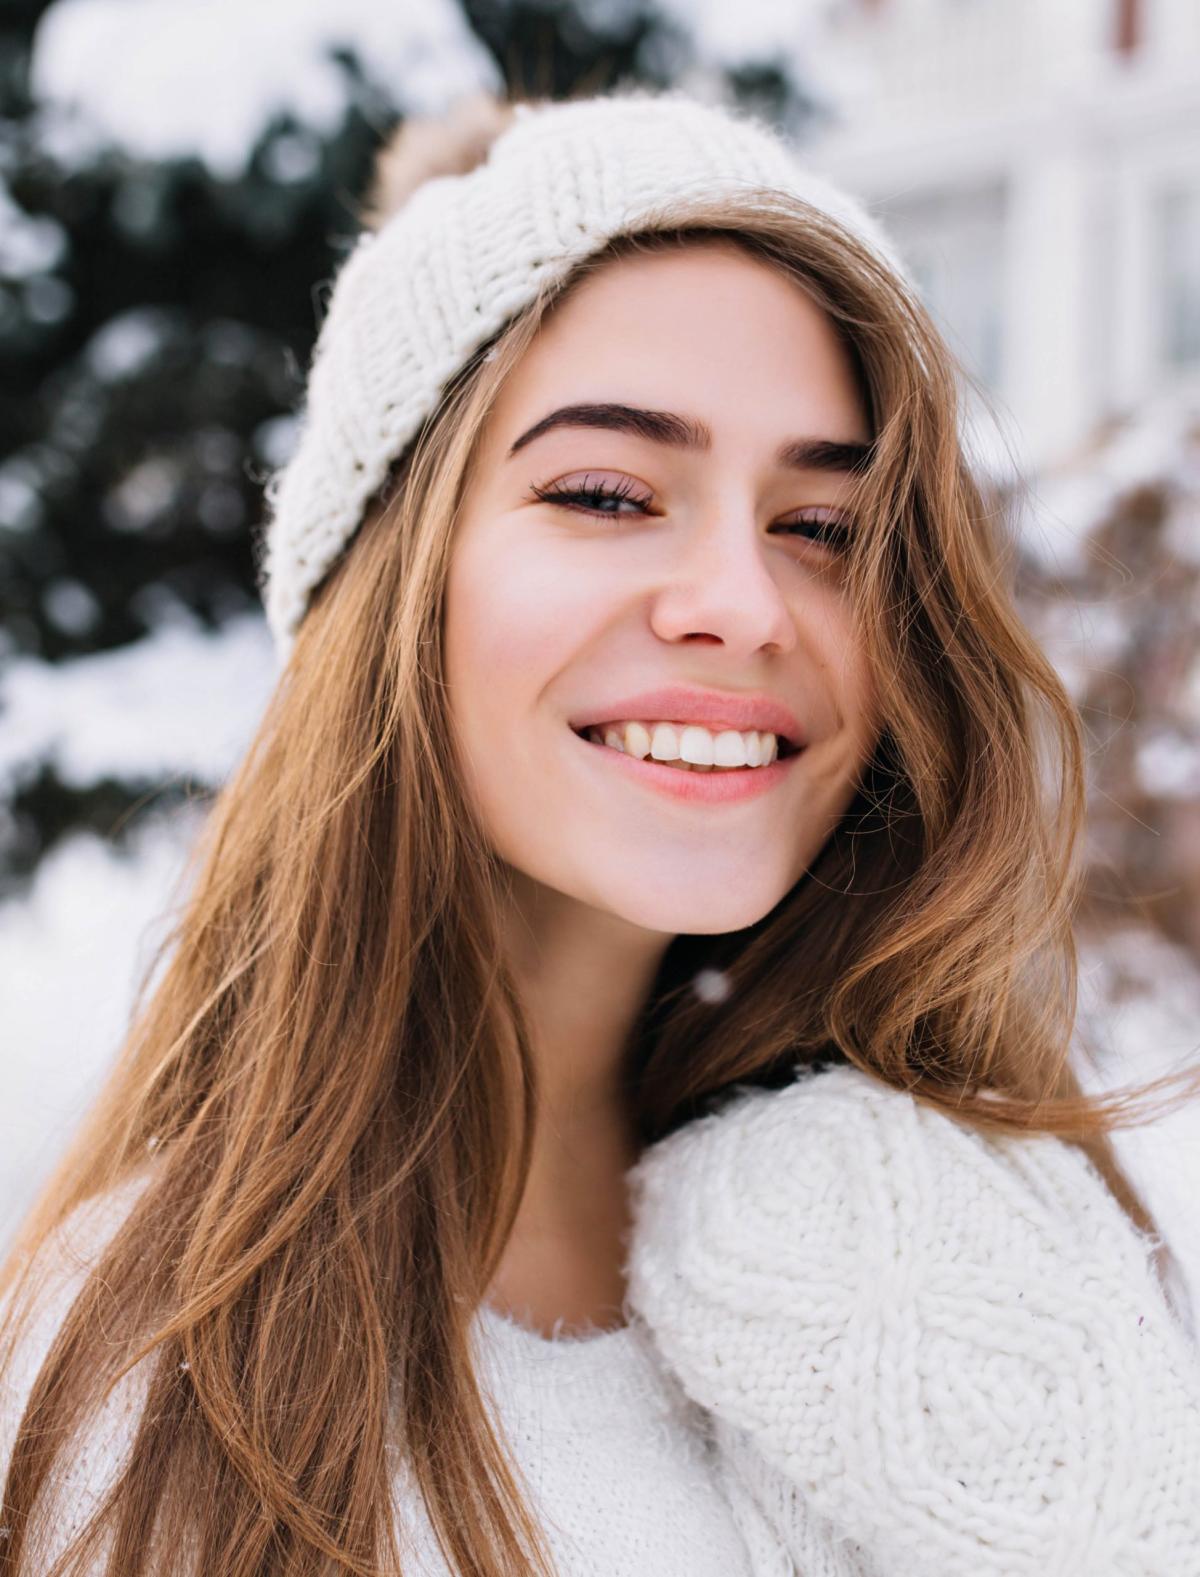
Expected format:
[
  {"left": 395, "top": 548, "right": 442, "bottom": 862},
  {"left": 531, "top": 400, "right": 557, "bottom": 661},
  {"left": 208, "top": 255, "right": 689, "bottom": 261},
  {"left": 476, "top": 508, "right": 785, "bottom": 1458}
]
[
  {"left": 256, "top": 88, "right": 907, "bottom": 662},
  {"left": 624, "top": 1063, "right": 1200, "bottom": 1576}
]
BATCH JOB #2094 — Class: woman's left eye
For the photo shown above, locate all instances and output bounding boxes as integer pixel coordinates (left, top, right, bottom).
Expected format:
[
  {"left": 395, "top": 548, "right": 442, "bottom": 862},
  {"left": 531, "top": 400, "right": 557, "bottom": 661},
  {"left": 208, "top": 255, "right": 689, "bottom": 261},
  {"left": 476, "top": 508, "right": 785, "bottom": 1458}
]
[
  {"left": 530, "top": 476, "right": 853, "bottom": 548},
  {"left": 775, "top": 515, "right": 853, "bottom": 549}
]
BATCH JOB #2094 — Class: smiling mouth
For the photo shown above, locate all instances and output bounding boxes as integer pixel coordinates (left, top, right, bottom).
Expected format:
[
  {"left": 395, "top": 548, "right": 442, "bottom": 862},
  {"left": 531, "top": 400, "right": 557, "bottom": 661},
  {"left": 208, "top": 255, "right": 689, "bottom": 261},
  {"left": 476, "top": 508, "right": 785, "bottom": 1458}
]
[{"left": 570, "top": 725, "right": 802, "bottom": 769}]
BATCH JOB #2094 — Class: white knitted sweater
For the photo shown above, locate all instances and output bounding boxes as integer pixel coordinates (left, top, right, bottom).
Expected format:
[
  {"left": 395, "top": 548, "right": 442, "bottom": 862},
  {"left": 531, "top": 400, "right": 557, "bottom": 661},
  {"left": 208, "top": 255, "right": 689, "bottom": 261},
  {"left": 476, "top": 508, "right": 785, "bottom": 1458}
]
[
  {"left": 623, "top": 1063, "right": 1200, "bottom": 1576},
  {"left": 3, "top": 1064, "right": 1199, "bottom": 1574}
]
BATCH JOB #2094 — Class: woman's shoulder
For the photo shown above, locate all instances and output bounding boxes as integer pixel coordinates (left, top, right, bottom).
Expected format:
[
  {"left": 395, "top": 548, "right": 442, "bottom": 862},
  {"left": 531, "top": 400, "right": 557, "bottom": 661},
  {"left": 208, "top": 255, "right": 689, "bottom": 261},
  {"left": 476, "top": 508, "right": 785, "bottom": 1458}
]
[
  {"left": 2, "top": 1165, "right": 158, "bottom": 1331},
  {"left": 626, "top": 1060, "right": 1173, "bottom": 1290},
  {"left": 623, "top": 1062, "right": 1200, "bottom": 1573}
]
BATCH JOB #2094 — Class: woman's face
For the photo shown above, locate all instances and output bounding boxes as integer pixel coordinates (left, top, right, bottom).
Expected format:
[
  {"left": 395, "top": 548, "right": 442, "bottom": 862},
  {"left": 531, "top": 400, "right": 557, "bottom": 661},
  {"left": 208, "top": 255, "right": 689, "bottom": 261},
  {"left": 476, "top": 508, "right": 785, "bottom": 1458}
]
[{"left": 444, "top": 240, "right": 880, "bottom": 938}]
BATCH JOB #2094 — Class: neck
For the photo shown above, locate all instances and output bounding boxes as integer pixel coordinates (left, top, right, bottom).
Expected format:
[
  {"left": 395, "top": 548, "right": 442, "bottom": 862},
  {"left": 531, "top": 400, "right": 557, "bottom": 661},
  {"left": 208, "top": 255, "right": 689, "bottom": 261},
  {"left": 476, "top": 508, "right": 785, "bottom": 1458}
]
[
  {"left": 504, "top": 870, "right": 670, "bottom": 1142},
  {"left": 487, "top": 873, "right": 671, "bottom": 1328}
]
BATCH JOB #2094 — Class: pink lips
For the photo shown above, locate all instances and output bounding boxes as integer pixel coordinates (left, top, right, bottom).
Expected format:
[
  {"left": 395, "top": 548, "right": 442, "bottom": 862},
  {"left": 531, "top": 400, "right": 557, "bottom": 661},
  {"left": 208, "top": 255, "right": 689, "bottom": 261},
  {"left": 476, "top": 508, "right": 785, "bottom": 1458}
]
[{"left": 568, "top": 684, "right": 805, "bottom": 749}]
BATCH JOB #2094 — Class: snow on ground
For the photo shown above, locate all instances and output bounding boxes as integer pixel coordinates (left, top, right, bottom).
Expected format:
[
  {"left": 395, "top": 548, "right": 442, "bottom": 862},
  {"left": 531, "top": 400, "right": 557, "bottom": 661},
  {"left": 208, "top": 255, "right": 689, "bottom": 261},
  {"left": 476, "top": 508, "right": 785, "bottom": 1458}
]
[
  {"left": 0, "top": 803, "right": 207, "bottom": 1249},
  {"left": 0, "top": 606, "right": 279, "bottom": 1249},
  {"left": 28, "top": 0, "right": 502, "bottom": 179}
]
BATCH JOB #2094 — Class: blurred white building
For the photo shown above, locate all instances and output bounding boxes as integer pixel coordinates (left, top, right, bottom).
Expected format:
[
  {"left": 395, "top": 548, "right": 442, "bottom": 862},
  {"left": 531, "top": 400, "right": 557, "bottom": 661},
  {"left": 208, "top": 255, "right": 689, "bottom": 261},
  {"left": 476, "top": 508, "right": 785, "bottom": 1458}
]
[{"left": 808, "top": 0, "right": 1200, "bottom": 469}]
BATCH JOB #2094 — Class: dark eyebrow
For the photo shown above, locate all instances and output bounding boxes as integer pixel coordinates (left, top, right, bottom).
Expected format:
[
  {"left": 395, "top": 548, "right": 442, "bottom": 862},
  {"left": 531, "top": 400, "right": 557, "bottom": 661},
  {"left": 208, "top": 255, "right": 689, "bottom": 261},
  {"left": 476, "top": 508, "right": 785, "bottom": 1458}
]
[{"left": 506, "top": 402, "right": 874, "bottom": 475}]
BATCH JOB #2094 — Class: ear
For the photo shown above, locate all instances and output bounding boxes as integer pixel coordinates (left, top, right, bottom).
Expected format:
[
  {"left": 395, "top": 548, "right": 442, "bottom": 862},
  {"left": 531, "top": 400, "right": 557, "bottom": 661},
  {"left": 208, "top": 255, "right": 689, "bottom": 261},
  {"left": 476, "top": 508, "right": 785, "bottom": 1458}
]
[{"left": 356, "top": 91, "right": 520, "bottom": 233}]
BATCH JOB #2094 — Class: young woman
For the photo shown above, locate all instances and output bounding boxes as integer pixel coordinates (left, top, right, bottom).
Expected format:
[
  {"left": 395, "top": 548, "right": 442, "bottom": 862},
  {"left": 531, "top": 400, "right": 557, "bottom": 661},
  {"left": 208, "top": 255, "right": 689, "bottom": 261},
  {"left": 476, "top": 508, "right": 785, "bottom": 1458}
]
[{"left": 2, "top": 88, "right": 1198, "bottom": 1577}]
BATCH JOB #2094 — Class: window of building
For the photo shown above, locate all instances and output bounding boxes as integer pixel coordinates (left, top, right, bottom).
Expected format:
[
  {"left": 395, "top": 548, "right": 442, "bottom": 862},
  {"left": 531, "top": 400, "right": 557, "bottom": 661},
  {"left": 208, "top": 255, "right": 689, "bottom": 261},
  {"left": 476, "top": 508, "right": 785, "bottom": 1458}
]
[
  {"left": 878, "top": 181, "right": 1007, "bottom": 390},
  {"left": 1160, "top": 184, "right": 1200, "bottom": 369}
]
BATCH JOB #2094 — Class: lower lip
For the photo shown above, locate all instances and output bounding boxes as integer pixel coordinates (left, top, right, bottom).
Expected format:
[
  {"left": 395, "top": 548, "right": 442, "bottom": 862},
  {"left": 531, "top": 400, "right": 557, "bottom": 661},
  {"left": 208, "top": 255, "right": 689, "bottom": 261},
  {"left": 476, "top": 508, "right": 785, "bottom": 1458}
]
[{"left": 572, "top": 730, "right": 799, "bottom": 803}]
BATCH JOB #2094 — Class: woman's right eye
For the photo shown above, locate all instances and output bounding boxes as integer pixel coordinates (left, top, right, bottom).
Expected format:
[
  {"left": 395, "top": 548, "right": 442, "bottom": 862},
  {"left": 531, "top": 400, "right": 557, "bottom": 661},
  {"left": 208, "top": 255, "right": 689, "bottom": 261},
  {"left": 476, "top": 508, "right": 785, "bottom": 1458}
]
[{"left": 530, "top": 475, "right": 653, "bottom": 518}]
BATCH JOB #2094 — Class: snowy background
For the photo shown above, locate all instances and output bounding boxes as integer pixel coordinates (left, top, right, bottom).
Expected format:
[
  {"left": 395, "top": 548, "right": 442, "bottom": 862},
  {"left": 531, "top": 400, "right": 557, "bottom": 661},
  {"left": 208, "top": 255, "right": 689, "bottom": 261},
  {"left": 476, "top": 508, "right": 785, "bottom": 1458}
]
[{"left": 1, "top": 0, "right": 1199, "bottom": 1322}]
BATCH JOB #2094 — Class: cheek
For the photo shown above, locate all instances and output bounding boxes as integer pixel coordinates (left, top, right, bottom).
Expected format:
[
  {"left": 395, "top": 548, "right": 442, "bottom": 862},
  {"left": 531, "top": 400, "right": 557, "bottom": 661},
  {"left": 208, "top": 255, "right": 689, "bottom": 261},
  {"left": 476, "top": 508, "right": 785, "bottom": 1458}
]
[
  {"left": 780, "top": 601, "right": 880, "bottom": 890},
  {"left": 443, "top": 538, "right": 610, "bottom": 878},
  {"left": 443, "top": 536, "right": 593, "bottom": 791},
  {"left": 448, "top": 552, "right": 578, "bottom": 702},
  {"left": 803, "top": 580, "right": 874, "bottom": 717},
  {"left": 843, "top": 638, "right": 880, "bottom": 746}
]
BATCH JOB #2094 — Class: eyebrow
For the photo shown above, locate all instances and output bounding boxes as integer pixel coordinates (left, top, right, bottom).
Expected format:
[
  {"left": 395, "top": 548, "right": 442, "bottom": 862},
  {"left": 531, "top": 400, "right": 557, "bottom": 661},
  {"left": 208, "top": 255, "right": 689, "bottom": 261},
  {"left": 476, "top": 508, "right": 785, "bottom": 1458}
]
[{"left": 505, "top": 401, "right": 874, "bottom": 475}]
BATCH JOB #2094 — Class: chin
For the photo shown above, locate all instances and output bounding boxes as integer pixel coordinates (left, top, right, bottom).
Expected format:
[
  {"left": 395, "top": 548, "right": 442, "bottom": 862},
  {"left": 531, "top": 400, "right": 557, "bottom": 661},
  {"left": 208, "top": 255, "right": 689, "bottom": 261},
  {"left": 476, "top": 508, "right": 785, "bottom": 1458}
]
[{"left": 607, "top": 881, "right": 795, "bottom": 939}]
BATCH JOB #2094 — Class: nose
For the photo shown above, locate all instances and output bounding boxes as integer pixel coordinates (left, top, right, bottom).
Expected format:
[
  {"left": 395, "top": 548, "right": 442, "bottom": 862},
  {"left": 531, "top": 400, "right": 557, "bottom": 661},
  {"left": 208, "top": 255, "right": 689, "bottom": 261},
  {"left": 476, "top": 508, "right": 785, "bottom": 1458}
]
[{"left": 647, "top": 505, "right": 798, "bottom": 657}]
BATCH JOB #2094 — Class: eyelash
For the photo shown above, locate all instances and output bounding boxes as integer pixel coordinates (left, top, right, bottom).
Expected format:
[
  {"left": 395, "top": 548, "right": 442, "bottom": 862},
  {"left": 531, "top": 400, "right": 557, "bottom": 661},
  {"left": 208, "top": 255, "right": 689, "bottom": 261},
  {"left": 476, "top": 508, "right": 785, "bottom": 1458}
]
[{"left": 530, "top": 476, "right": 853, "bottom": 549}]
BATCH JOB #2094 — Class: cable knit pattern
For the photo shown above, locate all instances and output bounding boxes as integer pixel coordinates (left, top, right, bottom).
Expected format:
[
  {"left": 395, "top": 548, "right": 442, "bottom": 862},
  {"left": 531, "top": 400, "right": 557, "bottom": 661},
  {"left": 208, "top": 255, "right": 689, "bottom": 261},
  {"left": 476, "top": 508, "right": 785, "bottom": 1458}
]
[
  {"left": 623, "top": 1062, "right": 1200, "bottom": 1576},
  {"left": 257, "top": 89, "right": 908, "bottom": 660}
]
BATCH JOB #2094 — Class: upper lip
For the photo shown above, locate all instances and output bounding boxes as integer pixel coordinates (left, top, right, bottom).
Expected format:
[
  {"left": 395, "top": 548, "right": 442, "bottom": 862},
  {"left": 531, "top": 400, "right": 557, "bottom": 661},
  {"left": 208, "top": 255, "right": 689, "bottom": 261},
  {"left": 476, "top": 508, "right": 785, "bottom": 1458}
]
[{"left": 569, "top": 685, "right": 805, "bottom": 748}]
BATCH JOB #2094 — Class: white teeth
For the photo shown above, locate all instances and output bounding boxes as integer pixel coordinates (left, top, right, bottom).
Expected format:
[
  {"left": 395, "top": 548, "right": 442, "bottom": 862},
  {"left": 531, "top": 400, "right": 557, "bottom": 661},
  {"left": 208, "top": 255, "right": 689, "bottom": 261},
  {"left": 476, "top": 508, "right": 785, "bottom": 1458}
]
[
  {"left": 714, "top": 729, "right": 750, "bottom": 767},
  {"left": 624, "top": 721, "right": 652, "bottom": 758},
  {"left": 679, "top": 726, "right": 714, "bottom": 766},
  {"left": 650, "top": 723, "right": 680, "bottom": 762},
  {"left": 584, "top": 720, "right": 783, "bottom": 769}
]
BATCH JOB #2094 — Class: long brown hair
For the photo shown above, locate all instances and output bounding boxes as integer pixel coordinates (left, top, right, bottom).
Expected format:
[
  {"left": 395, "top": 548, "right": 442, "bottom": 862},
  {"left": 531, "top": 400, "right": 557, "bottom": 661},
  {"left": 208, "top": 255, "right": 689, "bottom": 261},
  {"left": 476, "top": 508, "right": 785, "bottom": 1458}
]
[{"left": 4, "top": 110, "right": 1199, "bottom": 1576}]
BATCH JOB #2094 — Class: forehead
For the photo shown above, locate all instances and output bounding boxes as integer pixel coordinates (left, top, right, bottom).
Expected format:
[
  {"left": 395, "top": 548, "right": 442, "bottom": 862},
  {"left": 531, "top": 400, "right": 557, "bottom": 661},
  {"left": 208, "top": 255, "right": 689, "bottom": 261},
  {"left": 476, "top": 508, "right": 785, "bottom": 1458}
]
[{"left": 484, "top": 239, "right": 869, "bottom": 451}]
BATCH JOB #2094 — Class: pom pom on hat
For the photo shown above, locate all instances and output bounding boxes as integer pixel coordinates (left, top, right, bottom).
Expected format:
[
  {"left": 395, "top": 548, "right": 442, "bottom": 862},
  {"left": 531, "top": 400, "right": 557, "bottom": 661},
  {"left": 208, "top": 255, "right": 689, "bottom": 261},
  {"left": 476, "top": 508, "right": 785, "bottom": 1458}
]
[{"left": 356, "top": 91, "right": 519, "bottom": 233}]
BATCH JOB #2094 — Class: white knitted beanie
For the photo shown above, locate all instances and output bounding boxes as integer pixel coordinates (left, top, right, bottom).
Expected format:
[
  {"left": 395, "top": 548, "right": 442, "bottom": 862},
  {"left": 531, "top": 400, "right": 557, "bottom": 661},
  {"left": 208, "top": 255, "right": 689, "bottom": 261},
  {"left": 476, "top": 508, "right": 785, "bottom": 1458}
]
[{"left": 255, "top": 88, "right": 906, "bottom": 662}]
